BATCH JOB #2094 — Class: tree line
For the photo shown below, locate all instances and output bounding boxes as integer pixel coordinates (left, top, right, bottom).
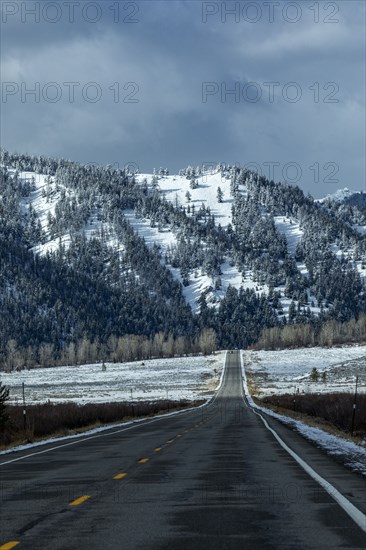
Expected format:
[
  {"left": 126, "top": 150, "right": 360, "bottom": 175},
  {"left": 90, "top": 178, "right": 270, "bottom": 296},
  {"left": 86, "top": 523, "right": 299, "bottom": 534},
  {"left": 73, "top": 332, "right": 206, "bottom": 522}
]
[
  {"left": 2, "top": 329, "right": 217, "bottom": 372},
  {"left": 254, "top": 314, "right": 366, "bottom": 350}
]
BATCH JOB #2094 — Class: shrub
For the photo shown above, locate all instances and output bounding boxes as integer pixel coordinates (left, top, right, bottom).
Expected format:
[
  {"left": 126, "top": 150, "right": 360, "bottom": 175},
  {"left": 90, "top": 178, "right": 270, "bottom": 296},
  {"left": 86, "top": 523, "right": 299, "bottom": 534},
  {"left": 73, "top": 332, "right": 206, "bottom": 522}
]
[
  {"left": 0, "top": 399, "right": 199, "bottom": 447},
  {"left": 261, "top": 392, "right": 366, "bottom": 436},
  {"left": 0, "top": 381, "right": 9, "bottom": 430}
]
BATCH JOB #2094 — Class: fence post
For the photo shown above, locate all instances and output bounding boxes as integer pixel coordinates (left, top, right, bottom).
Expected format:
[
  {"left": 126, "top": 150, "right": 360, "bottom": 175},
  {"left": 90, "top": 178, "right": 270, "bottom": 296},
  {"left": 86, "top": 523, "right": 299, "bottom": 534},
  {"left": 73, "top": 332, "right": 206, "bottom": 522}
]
[
  {"left": 22, "top": 382, "right": 27, "bottom": 431},
  {"left": 350, "top": 376, "right": 358, "bottom": 437}
]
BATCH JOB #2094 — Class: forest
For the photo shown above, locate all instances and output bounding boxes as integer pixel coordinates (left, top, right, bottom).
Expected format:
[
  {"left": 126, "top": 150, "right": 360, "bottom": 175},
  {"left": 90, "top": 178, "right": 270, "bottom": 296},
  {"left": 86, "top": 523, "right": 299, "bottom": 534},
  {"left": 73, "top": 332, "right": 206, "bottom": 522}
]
[{"left": 1, "top": 149, "right": 366, "bottom": 369}]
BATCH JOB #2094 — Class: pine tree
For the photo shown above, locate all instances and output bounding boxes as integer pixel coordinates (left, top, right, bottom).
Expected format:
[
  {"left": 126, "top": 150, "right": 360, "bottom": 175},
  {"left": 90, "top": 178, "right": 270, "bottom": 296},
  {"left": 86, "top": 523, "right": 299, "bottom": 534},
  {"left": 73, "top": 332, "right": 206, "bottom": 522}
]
[
  {"left": 310, "top": 368, "right": 319, "bottom": 382},
  {"left": 288, "top": 301, "right": 296, "bottom": 322},
  {"left": 217, "top": 187, "right": 224, "bottom": 203}
]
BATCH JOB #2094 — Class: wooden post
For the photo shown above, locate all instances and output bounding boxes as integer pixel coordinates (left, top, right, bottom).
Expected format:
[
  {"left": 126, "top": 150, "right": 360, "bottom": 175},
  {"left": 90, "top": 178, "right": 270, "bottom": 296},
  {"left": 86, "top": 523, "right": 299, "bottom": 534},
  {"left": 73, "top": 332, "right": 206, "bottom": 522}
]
[
  {"left": 22, "top": 382, "right": 26, "bottom": 431},
  {"left": 351, "top": 376, "right": 358, "bottom": 437}
]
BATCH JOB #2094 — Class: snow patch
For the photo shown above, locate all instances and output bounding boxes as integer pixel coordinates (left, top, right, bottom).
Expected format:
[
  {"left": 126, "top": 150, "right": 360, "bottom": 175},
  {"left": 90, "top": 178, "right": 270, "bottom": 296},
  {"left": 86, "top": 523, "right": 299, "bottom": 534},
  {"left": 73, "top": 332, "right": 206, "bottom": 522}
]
[
  {"left": 318, "top": 188, "right": 357, "bottom": 203},
  {"left": 273, "top": 216, "right": 303, "bottom": 256}
]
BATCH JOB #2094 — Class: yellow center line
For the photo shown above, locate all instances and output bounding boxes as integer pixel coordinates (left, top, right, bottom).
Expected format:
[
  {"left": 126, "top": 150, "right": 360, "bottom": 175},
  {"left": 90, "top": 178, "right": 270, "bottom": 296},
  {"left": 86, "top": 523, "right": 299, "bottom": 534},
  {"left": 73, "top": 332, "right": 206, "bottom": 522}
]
[
  {"left": 114, "top": 473, "right": 127, "bottom": 479},
  {"left": 0, "top": 543, "right": 20, "bottom": 550},
  {"left": 138, "top": 458, "right": 149, "bottom": 463},
  {"left": 69, "top": 495, "right": 91, "bottom": 506},
  {"left": 154, "top": 447, "right": 162, "bottom": 452}
]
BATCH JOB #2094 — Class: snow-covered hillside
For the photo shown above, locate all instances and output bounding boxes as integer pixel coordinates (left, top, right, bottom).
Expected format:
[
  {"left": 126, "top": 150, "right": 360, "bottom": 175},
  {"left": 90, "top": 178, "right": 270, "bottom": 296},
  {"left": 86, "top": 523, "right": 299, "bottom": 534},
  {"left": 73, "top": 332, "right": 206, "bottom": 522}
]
[
  {"left": 139, "top": 170, "right": 236, "bottom": 227},
  {"left": 4, "top": 161, "right": 366, "bottom": 320},
  {"left": 133, "top": 170, "right": 284, "bottom": 311},
  {"left": 11, "top": 166, "right": 275, "bottom": 313},
  {"left": 318, "top": 187, "right": 357, "bottom": 203},
  {"left": 126, "top": 169, "right": 248, "bottom": 312},
  {"left": 2, "top": 150, "right": 366, "bottom": 367},
  {"left": 129, "top": 169, "right": 321, "bottom": 316},
  {"left": 11, "top": 169, "right": 122, "bottom": 257}
]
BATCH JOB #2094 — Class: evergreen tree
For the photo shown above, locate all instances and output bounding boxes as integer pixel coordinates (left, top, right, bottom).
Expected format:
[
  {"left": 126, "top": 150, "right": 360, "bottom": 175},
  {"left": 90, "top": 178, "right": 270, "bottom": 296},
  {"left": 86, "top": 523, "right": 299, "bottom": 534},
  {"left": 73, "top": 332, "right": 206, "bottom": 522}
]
[
  {"left": 310, "top": 368, "right": 319, "bottom": 382},
  {"left": 217, "top": 187, "right": 224, "bottom": 203}
]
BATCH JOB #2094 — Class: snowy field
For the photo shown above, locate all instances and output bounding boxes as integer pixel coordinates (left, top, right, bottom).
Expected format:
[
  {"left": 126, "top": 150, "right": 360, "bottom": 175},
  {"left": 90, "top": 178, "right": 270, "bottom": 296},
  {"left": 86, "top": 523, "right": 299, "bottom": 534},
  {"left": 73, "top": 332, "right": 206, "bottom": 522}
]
[
  {"left": 244, "top": 346, "right": 366, "bottom": 397},
  {"left": 1, "top": 353, "right": 225, "bottom": 405}
]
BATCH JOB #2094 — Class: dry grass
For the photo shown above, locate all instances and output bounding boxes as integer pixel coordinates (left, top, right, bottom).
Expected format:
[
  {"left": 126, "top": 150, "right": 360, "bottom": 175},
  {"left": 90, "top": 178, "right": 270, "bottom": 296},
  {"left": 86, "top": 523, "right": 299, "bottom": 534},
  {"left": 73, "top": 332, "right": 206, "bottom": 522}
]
[
  {"left": 0, "top": 399, "right": 202, "bottom": 449},
  {"left": 259, "top": 393, "right": 366, "bottom": 439}
]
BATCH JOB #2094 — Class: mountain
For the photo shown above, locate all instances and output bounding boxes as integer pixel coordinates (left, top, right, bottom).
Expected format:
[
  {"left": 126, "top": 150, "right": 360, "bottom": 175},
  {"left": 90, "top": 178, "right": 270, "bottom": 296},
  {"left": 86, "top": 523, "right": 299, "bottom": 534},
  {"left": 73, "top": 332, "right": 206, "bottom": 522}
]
[
  {"left": 319, "top": 187, "right": 366, "bottom": 208},
  {"left": 318, "top": 188, "right": 356, "bottom": 203},
  {"left": 1, "top": 149, "right": 366, "bottom": 368}
]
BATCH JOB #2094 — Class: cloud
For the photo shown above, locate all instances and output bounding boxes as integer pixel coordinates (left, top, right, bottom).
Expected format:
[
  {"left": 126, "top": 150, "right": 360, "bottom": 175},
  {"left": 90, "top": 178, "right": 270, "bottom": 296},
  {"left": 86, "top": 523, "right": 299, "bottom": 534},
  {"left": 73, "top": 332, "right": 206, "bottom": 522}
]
[{"left": 1, "top": 0, "right": 364, "bottom": 196}]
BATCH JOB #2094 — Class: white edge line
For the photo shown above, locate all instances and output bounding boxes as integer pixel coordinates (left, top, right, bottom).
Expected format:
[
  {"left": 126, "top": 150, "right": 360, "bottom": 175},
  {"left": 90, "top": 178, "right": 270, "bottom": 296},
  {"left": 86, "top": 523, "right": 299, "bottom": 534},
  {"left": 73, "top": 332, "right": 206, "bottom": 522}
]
[
  {"left": 0, "top": 351, "right": 229, "bottom": 466},
  {"left": 240, "top": 351, "right": 366, "bottom": 534},
  {"left": 215, "top": 349, "right": 227, "bottom": 395}
]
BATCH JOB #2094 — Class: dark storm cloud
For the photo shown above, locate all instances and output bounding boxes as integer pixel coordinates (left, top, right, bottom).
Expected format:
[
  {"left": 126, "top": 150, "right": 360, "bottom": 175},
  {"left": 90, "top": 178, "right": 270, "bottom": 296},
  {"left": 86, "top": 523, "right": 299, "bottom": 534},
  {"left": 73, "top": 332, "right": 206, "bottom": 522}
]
[{"left": 1, "top": 0, "right": 365, "bottom": 196}]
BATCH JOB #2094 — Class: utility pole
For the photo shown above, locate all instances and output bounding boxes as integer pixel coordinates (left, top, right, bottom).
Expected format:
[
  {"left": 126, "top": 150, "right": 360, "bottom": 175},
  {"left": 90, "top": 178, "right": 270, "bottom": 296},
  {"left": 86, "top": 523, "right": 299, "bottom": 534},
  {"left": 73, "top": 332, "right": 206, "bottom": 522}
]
[
  {"left": 351, "top": 376, "right": 358, "bottom": 437},
  {"left": 22, "top": 382, "right": 26, "bottom": 431}
]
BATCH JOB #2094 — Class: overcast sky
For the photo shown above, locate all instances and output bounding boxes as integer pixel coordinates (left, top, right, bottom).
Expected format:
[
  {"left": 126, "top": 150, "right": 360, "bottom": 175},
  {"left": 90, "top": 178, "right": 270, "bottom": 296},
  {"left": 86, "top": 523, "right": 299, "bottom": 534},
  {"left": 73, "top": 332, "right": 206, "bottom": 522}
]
[{"left": 1, "top": 0, "right": 365, "bottom": 196}]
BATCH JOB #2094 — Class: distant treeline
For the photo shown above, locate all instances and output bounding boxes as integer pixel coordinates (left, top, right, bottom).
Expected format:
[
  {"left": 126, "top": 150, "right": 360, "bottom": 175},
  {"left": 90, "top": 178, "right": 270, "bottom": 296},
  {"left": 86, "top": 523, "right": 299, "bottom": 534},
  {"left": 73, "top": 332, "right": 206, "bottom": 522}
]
[
  {"left": 254, "top": 315, "right": 366, "bottom": 350},
  {"left": 1, "top": 329, "right": 217, "bottom": 371}
]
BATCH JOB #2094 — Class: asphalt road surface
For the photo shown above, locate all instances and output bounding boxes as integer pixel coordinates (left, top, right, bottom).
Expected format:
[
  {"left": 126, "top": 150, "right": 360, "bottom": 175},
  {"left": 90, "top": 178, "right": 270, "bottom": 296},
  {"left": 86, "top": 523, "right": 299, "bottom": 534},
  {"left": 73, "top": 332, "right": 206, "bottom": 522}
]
[{"left": 1, "top": 351, "right": 365, "bottom": 549}]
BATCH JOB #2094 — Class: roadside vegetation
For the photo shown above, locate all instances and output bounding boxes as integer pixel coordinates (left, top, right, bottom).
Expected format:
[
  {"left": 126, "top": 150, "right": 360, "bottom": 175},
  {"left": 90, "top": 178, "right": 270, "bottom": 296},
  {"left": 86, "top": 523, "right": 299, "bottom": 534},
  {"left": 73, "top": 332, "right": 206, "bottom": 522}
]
[
  {"left": 260, "top": 392, "right": 366, "bottom": 438},
  {"left": 0, "top": 399, "right": 202, "bottom": 450}
]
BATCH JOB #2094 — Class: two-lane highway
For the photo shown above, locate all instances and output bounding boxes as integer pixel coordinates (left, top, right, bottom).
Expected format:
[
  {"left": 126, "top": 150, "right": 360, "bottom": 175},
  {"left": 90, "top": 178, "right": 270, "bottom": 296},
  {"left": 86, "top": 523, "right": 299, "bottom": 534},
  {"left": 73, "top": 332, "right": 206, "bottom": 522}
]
[{"left": 1, "top": 351, "right": 365, "bottom": 549}]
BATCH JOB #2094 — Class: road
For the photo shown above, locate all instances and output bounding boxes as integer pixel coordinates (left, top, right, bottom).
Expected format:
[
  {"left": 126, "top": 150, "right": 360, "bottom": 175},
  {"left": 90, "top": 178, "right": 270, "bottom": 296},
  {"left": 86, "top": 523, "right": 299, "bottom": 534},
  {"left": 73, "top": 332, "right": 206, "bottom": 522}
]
[{"left": 0, "top": 351, "right": 365, "bottom": 549}]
